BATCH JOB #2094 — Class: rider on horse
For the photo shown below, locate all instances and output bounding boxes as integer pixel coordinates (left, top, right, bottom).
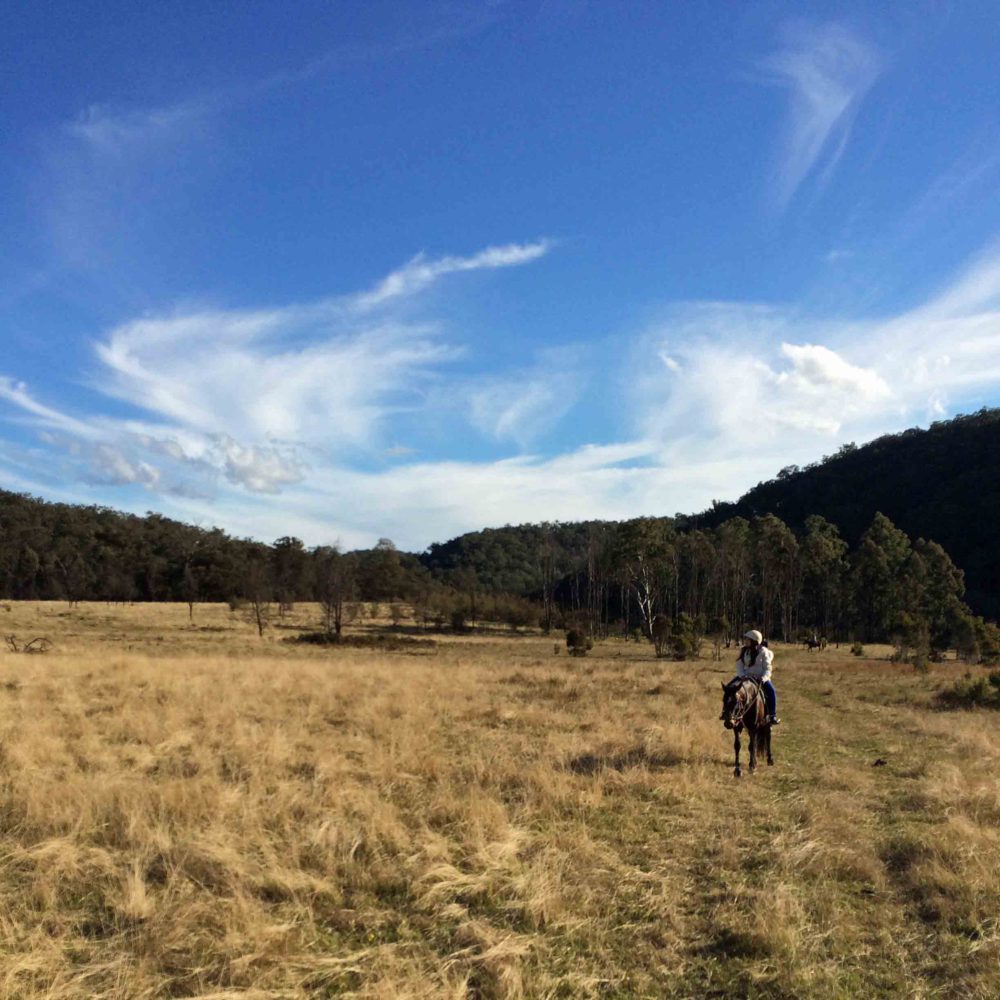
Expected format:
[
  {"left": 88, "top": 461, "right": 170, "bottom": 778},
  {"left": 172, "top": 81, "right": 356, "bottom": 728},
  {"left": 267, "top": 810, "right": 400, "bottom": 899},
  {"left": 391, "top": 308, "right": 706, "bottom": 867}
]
[{"left": 734, "top": 629, "right": 779, "bottom": 726}]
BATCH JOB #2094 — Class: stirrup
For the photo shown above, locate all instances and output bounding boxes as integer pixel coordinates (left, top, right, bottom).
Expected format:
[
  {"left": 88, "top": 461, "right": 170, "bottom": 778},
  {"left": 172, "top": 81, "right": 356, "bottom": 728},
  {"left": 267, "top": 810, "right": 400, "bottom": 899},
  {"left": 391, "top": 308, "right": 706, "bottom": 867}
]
[{"left": 767, "top": 715, "right": 780, "bottom": 726}]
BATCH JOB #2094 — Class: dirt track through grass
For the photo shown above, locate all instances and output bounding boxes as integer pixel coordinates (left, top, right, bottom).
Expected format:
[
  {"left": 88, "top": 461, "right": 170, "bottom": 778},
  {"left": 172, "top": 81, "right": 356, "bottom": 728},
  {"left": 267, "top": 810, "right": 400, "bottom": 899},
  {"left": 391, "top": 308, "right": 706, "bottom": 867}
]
[{"left": 0, "top": 603, "right": 997, "bottom": 998}]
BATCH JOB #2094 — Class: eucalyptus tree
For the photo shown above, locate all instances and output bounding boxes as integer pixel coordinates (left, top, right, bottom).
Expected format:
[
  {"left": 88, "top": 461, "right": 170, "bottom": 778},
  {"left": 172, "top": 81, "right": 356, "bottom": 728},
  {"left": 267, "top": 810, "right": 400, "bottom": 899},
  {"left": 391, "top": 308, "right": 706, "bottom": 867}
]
[
  {"left": 713, "top": 518, "right": 752, "bottom": 640},
  {"left": 313, "top": 546, "right": 356, "bottom": 636},
  {"left": 911, "top": 538, "right": 966, "bottom": 654},
  {"left": 800, "top": 515, "right": 848, "bottom": 639},
  {"left": 615, "top": 517, "right": 676, "bottom": 640},
  {"left": 850, "top": 513, "right": 913, "bottom": 641},
  {"left": 752, "top": 515, "right": 800, "bottom": 640}
]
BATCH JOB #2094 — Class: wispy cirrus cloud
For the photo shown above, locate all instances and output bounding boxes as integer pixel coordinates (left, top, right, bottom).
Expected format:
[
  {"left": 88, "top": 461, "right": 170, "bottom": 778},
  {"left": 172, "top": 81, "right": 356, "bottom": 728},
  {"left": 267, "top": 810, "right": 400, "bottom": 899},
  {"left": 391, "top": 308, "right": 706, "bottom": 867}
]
[
  {"left": 2, "top": 240, "right": 1000, "bottom": 551},
  {"left": 41, "top": 10, "right": 503, "bottom": 278},
  {"left": 0, "top": 241, "right": 553, "bottom": 501},
  {"left": 67, "top": 99, "right": 211, "bottom": 157},
  {"left": 350, "top": 241, "right": 553, "bottom": 312},
  {"left": 466, "top": 346, "right": 584, "bottom": 446},
  {"left": 0, "top": 377, "right": 97, "bottom": 438},
  {"left": 63, "top": 5, "right": 499, "bottom": 161},
  {"left": 763, "top": 22, "right": 881, "bottom": 208},
  {"left": 95, "top": 312, "right": 456, "bottom": 454},
  {"left": 88, "top": 239, "right": 551, "bottom": 468}
]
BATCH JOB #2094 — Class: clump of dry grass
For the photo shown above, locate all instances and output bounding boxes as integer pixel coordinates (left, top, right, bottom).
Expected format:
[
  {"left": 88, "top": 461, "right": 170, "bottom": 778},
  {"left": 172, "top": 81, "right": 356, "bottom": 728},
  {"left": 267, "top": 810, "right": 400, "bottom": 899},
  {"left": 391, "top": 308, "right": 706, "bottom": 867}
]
[{"left": 0, "top": 602, "right": 996, "bottom": 997}]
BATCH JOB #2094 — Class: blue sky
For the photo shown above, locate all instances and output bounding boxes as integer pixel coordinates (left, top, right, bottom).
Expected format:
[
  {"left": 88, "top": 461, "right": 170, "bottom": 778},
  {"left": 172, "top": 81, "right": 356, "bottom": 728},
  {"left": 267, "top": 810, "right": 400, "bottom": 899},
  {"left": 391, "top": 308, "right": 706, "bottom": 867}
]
[{"left": 2, "top": 1, "right": 999, "bottom": 550}]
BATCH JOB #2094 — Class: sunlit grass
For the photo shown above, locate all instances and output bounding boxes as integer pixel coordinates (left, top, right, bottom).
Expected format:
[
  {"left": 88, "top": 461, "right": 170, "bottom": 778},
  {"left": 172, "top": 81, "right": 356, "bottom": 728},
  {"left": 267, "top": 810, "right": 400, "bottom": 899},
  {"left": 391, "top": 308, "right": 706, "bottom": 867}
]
[{"left": 0, "top": 602, "right": 996, "bottom": 998}]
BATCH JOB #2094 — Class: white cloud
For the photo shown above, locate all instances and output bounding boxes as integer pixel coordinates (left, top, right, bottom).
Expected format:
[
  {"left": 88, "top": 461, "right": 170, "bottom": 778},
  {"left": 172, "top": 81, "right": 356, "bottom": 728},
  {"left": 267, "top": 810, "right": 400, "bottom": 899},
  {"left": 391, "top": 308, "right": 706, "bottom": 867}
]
[
  {"left": 466, "top": 347, "right": 583, "bottom": 445},
  {"left": 777, "top": 343, "right": 890, "bottom": 400},
  {"left": 85, "top": 444, "right": 161, "bottom": 489},
  {"left": 763, "top": 22, "right": 881, "bottom": 207},
  {"left": 89, "top": 241, "right": 552, "bottom": 457},
  {"left": 469, "top": 379, "right": 560, "bottom": 443},
  {"left": 0, "top": 242, "right": 556, "bottom": 514},
  {"left": 625, "top": 245, "right": 1000, "bottom": 509},
  {"left": 213, "top": 435, "right": 304, "bottom": 493},
  {"left": 352, "top": 241, "right": 551, "bottom": 311},
  {"left": 95, "top": 312, "right": 455, "bottom": 450},
  {"left": 2, "top": 243, "right": 1000, "bottom": 551},
  {"left": 0, "top": 377, "right": 97, "bottom": 438}
]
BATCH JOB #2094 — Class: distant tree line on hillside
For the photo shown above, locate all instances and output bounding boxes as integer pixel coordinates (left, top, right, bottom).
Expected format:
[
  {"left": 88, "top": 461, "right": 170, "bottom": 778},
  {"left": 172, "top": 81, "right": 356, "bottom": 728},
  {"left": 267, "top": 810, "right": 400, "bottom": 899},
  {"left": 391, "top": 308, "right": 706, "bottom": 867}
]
[
  {"left": 0, "top": 409, "right": 996, "bottom": 661},
  {"left": 507, "top": 511, "right": 998, "bottom": 664},
  {"left": 0, "top": 491, "right": 538, "bottom": 632},
  {"left": 0, "top": 484, "right": 995, "bottom": 662},
  {"left": 698, "top": 407, "right": 1000, "bottom": 618},
  {"left": 425, "top": 409, "right": 1000, "bottom": 619}
]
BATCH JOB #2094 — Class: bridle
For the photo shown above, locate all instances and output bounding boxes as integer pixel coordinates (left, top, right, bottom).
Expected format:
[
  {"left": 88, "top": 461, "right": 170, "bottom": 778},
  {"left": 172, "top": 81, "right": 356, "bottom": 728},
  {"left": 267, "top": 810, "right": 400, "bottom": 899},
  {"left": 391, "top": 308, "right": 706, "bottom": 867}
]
[{"left": 722, "top": 679, "right": 761, "bottom": 728}]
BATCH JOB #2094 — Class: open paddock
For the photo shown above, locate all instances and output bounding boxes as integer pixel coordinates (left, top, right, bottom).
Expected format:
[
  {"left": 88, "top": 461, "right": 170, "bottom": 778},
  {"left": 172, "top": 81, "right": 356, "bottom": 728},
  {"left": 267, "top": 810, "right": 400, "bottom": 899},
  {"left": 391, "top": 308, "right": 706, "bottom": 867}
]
[{"left": 0, "top": 602, "right": 996, "bottom": 998}]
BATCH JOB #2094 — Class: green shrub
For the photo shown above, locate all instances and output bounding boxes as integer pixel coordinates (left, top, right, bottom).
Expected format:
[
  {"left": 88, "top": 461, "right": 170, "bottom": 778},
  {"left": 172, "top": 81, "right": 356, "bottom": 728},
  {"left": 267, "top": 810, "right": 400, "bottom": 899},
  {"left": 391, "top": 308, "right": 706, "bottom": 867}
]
[
  {"left": 565, "top": 629, "right": 593, "bottom": 657},
  {"left": 669, "top": 613, "right": 700, "bottom": 660},
  {"left": 851, "top": 641, "right": 864, "bottom": 657},
  {"left": 651, "top": 614, "right": 671, "bottom": 658},
  {"left": 937, "top": 673, "right": 1000, "bottom": 709}
]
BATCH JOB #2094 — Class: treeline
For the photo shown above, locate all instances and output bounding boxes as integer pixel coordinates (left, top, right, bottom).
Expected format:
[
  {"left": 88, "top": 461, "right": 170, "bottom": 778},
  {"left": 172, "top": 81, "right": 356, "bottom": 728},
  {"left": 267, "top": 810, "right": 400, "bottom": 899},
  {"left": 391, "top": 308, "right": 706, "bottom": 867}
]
[
  {"left": 0, "top": 408, "right": 997, "bottom": 661},
  {"left": 513, "top": 511, "right": 999, "bottom": 664},
  {"left": 425, "top": 408, "right": 1000, "bottom": 619},
  {"left": 0, "top": 490, "right": 537, "bottom": 631},
  {"left": 699, "top": 407, "right": 1000, "bottom": 618}
]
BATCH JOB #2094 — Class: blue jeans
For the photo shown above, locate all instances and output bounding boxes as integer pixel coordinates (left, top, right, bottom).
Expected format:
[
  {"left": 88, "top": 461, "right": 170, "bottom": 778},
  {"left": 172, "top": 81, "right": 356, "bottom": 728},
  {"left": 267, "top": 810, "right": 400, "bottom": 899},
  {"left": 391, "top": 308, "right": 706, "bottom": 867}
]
[{"left": 762, "top": 680, "right": 777, "bottom": 717}]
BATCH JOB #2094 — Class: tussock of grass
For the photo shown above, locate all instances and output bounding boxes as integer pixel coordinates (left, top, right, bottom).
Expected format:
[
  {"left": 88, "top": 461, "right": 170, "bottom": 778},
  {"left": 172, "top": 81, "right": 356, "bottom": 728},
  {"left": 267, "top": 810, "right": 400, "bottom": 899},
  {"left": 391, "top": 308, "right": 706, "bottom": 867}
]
[{"left": 0, "top": 601, "right": 996, "bottom": 997}]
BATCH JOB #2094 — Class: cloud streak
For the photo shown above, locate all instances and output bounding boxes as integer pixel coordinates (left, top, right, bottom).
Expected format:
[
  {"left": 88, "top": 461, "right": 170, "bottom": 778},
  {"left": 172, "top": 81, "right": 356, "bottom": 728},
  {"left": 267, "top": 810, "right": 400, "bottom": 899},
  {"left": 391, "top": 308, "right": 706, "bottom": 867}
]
[
  {"left": 763, "top": 22, "right": 881, "bottom": 208},
  {"left": 351, "top": 241, "right": 552, "bottom": 312}
]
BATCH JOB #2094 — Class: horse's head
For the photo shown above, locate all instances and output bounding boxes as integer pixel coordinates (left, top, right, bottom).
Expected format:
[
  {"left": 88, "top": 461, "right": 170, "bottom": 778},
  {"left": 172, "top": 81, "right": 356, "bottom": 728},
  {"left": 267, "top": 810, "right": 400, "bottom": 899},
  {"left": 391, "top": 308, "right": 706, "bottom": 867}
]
[{"left": 720, "top": 678, "right": 745, "bottom": 729}]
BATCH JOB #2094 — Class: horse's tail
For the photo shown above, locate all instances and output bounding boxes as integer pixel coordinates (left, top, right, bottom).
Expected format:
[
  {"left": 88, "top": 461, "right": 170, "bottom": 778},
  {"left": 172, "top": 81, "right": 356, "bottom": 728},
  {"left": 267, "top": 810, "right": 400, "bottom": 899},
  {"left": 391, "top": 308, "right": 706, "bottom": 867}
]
[{"left": 754, "top": 726, "right": 769, "bottom": 754}]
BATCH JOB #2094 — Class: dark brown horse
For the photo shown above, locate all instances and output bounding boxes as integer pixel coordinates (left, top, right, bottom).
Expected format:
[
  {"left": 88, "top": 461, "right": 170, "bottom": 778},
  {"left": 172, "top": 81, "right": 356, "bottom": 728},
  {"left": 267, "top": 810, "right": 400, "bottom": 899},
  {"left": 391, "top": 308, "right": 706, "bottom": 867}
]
[{"left": 720, "top": 677, "right": 773, "bottom": 777}]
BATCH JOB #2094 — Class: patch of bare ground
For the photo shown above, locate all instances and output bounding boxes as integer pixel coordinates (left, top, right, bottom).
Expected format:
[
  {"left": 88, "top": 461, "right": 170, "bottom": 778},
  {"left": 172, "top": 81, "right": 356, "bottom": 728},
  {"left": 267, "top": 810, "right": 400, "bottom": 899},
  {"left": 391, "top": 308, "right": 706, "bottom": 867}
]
[{"left": 0, "top": 602, "right": 996, "bottom": 997}]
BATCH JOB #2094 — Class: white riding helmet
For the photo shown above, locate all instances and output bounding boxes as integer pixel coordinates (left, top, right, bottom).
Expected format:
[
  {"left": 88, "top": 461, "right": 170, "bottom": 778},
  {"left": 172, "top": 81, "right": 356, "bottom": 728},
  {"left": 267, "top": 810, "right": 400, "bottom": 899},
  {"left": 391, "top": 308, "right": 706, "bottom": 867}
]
[{"left": 743, "top": 629, "right": 763, "bottom": 644}]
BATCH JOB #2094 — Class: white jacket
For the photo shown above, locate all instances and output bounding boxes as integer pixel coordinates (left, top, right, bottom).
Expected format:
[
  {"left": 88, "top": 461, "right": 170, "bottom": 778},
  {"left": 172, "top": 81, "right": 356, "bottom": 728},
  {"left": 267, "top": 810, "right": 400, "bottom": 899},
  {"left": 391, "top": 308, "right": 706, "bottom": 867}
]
[{"left": 736, "top": 645, "right": 773, "bottom": 683}]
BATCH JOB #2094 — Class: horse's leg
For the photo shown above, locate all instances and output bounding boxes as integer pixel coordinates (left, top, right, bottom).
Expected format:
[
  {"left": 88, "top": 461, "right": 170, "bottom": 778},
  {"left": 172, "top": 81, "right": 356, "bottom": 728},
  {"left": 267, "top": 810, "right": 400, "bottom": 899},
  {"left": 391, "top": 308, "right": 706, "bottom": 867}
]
[
  {"left": 748, "top": 723, "right": 757, "bottom": 773},
  {"left": 733, "top": 729, "right": 741, "bottom": 778},
  {"left": 765, "top": 725, "right": 774, "bottom": 766}
]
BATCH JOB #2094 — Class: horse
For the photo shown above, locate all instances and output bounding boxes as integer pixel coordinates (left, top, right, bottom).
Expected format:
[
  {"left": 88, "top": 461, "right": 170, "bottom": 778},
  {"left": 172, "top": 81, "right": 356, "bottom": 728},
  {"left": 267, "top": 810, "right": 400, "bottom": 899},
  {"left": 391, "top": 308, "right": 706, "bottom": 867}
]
[{"left": 720, "top": 677, "right": 773, "bottom": 777}]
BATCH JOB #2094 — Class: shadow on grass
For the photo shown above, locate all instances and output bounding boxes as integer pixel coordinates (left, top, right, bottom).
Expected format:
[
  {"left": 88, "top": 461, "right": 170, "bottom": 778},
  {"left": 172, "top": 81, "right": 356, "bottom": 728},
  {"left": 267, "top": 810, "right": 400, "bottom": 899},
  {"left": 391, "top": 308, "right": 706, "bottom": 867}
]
[
  {"left": 567, "top": 744, "right": 685, "bottom": 775},
  {"left": 696, "top": 926, "right": 773, "bottom": 959},
  {"left": 288, "top": 631, "right": 437, "bottom": 653}
]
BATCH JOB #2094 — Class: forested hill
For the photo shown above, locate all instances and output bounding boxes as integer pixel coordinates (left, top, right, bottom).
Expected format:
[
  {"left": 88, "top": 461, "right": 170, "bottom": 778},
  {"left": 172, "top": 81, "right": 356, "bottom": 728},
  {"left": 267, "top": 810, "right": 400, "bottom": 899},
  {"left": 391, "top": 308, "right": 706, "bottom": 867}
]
[
  {"left": 420, "top": 408, "right": 1000, "bottom": 618},
  {"left": 698, "top": 408, "right": 1000, "bottom": 616},
  {"left": 420, "top": 520, "right": 611, "bottom": 595}
]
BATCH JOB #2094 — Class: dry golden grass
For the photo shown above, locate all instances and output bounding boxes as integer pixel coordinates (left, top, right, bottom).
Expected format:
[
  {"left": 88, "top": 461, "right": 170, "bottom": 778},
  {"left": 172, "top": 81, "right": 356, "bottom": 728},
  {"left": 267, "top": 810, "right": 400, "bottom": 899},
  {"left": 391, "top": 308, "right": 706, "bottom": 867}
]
[{"left": 0, "top": 601, "right": 997, "bottom": 998}]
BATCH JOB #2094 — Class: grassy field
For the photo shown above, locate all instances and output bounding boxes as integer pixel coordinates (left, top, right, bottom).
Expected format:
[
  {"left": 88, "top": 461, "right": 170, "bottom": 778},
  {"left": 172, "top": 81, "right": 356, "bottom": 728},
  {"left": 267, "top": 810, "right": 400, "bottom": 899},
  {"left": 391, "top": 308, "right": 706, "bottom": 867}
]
[{"left": 0, "top": 601, "right": 997, "bottom": 999}]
